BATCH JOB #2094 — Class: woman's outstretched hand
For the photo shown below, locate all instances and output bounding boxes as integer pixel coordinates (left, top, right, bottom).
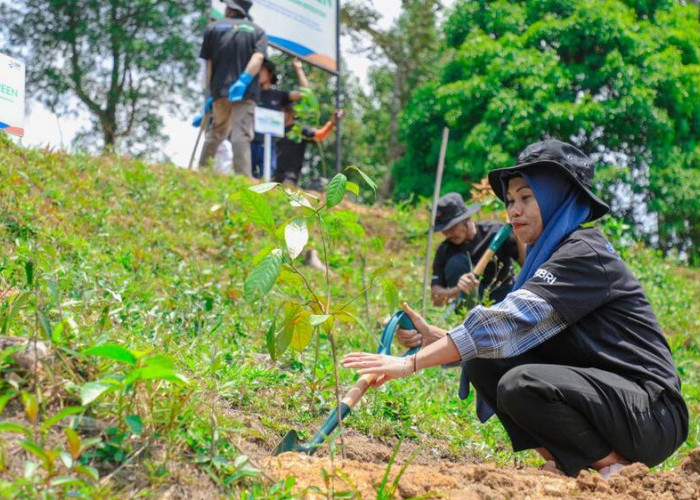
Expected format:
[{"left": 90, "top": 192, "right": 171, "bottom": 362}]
[
  {"left": 340, "top": 352, "right": 413, "bottom": 388},
  {"left": 396, "top": 302, "right": 445, "bottom": 348}
]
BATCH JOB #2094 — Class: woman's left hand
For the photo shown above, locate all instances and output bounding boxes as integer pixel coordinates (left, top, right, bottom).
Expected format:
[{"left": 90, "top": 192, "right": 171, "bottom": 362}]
[{"left": 341, "top": 352, "right": 413, "bottom": 387}]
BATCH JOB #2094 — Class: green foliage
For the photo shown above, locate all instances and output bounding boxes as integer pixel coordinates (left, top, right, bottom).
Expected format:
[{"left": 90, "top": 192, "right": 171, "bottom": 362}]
[
  {"left": 0, "top": 0, "right": 207, "bottom": 155},
  {"left": 1, "top": 133, "right": 699, "bottom": 497},
  {"left": 399, "top": 0, "right": 700, "bottom": 258}
]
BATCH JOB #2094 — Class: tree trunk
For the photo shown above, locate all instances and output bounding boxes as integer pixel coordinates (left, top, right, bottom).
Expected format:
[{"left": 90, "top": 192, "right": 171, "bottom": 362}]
[{"left": 379, "top": 69, "right": 406, "bottom": 201}]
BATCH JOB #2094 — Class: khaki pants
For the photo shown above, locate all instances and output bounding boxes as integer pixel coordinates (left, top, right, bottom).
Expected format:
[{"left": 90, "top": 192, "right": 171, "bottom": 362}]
[{"left": 198, "top": 98, "right": 255, "bottom": 176}]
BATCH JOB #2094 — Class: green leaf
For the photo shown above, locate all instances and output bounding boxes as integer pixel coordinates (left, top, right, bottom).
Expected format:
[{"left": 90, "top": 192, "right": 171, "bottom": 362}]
[
  {"left": 325, "top": 173, "right": 347, "bottom": 208},
  {"left": 285, "top": 189, "right": 314, "bottom": 209},
  {"left": 381, "top": 278, "right": 399, "bottom": 313},
  {"left": 123, "top": 366, "right": 189, "bottom": 386},
  {"left": 40, "top": 406, "right": 84, "bottom": 433},
  {"left": 265, "top": 320, "right": 277, "bottom": 361},
  {"left": 243, "top": 249, "right": 283, "bottom": 302},
  {"left": 50, "top": 476, "right": 84, "bottom": 487},
  {"left": 51, "top": 320, "right": 65, "bottom": 344},
  {"left": 144, "top": 355, "right": 175, "bottom": 369},
  {"left": 277, "top": 265, "right": 304, "bottom": 287},
  {"left": 276, "top": 325, "right": 293, "bottom": 356},
  {"left": 240, "top": 189, "right": 276, "bottom": 234},
  {"left": 251, "top": 245, "right": 275, "bottom": 266},
  {"left": 24, "top": 460, "right": 38, "bottom": 480},
  {"left": 65, "top": 427, "right": 80, "bottom": 459},
  {"left": 309, "top": 314, "right": 331, "bottom": 327},
  {"left": 345, "top": 181, "right": 360, "bottom": 196},
  {"left": 0, "top": 391, "right": 16, "bottom": 417},
  {"left": 58, "top": 451, "right": 73, "bottom": 470},
  {"left": 125, "top": 415, "right": 143, "bottom": 436},
  {"left": 0, "top": 422, "right": 32, "bottom": 436},
  {"left": 73, "top": 464, "right": 99, "bottom": 482},
  {"left": 1, "top": 292, "right": 30, "bottom": 335},
  {"left": 24, "top": 260, "right": 34, "bottom": 286},
  {"left": 345, "top": 165, "right": 377, "bottom": 194},
  {"left": 21, "top": 392, "right": 38, "bottom": 424},
  {"left": 37, "top": 309, "right": 51, "bottom": 340},
  {"left": 80, "top": 381, "right": 119, "bottom": 405},
  {"left": 284, "top": 218, "right": 309, "bottom": 260},
  {"left": 82, "top": 344, "right": 137, "bottom": 365},
  {"left": 333, "top": 310, "right": 368, "bottom": 332},
  {"left": 20, "top": 441, "right": 48, "bottom": 462},
  {"left": 248, "top": 182, "right": 279, "bottom": 193}
]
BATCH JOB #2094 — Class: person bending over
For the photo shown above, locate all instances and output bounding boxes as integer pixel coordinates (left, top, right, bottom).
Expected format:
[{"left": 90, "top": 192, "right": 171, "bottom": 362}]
[{"left": 431, "top": 193, "right": 524, "bottom": 307}]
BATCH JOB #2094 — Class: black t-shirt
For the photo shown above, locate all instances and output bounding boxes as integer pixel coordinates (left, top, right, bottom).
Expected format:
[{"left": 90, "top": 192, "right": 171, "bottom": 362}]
[
  {"left": 253, "top": 89, "right": 293, "bottom": 143},
  {"left": 523, "top": 227, "right": 683, "bottom": 401},
  {"left": 432, "top": 221, "right": 520, "bottom": 298},
  {"left": 199, "top": 18, "right": 268, "bottom": 101}
]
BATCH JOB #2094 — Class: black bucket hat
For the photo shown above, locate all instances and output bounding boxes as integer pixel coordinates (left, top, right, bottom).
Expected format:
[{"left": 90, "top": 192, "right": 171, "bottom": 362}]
[
  {"left": 262, "top": 58, "right": 278, "bottom": 85},
  {"left": 225, "top": 0, "right": 253, "bottom": 19},
  {"left": 487, "top": 139, "right": 610, "bottom": 221},
  {"left": 433, "top": 193, "right": 481, "bottom": 232}
]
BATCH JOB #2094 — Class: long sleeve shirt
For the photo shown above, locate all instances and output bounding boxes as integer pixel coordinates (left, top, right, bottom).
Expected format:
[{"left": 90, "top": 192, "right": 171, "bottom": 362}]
[{"left": 447, "top": 289, "right": 567, "bottom": 361}]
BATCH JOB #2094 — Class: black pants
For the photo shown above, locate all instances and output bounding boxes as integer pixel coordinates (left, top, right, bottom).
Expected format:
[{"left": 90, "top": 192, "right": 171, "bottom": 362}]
[{"left": 467, "top": 355, "right": 688, "bottom": 476}]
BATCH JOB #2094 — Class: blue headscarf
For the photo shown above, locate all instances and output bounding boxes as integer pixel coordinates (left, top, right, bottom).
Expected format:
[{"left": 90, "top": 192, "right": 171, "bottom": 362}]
[{"left": 504, "top": 168, "right": 591, "bottom": 291}]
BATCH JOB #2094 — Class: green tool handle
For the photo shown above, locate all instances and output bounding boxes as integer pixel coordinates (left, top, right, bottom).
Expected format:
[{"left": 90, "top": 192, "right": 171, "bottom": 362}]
[
  {"left": 305, "top": 311, "right": 419, "bottom": 448},
  {"left": 445, "top": 224, "right": 513, "bottom": 318}
]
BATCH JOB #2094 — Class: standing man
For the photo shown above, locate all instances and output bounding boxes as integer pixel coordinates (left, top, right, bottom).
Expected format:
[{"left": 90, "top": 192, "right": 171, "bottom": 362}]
[
  {"left": 198, "top": 0, "right": 267, "bottom": 176},
  {"left": 431, "top": 192, "right": 525, "bottom": 306},
  {"left": 250, "top": 57, "right": 308, "bottom": 178}
]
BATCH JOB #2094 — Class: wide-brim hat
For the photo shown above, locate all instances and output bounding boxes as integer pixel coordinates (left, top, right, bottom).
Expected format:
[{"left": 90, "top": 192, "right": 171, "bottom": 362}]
[
  {"left": 433, "top": 192, "right": 482, "bottom": 232},
  {"left": 488, "top": 139, "right": 610, "bottom": 221},
  {"left": 225, "top": 0, "right": 253, "bottom": 19}
]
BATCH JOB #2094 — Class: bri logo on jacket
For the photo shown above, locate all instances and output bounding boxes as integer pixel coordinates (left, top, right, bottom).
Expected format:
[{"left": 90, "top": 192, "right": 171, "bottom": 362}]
[{"left": 534, "top": 268, "right": 557, "bottom": 284}]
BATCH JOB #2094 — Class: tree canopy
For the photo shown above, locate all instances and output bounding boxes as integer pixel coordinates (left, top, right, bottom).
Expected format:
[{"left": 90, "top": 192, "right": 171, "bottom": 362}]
[
  {"left": 0, "top": 0, "right": 207, "bottom": 155},
  {"left": 395, "top": 0, "right": 700, "bottom": 258}
]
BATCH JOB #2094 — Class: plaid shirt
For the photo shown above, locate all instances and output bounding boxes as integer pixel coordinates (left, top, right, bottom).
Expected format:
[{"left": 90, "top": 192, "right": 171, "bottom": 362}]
[{"left": 448, "top": 289, "right": 567, "bottom": 360}]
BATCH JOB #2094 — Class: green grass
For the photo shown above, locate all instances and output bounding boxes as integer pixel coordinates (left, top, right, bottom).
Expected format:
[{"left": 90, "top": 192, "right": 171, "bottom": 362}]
[{"left": 0, "top": 134, "right": 699, "bottom": 497}]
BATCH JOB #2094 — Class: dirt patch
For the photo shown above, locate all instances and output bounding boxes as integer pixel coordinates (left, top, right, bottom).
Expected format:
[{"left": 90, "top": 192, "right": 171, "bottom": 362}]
[{"left": 262, "top": 449, "right": 700, "bottom": 499}]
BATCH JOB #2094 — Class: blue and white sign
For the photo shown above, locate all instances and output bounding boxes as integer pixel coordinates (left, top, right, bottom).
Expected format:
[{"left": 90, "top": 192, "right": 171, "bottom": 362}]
[
  {"left": 254, "top": 106, "right": 285, "bottom": 138},
  {"left": 0, "top": 52, "right": 25, "bottom": 137},
  {"left": 211, "top": 0, "right": 338, "bottom": 73}
]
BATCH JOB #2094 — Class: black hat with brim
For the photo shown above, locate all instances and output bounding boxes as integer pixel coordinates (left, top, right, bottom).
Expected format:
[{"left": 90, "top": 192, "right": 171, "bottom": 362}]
[
  {"left": 487, "top": 139, "right": 610, "bottom": 221},
  {"left": 433, "top": 192, "right": 482, "bottom": 232}
]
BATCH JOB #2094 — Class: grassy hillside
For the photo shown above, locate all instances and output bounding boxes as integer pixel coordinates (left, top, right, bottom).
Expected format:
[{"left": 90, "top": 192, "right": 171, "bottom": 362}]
[{"left": 1, "top": 134, "right": 699, "bottom": 498}]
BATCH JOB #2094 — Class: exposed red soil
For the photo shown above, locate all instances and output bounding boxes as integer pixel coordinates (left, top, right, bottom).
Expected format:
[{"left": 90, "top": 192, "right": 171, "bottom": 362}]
[{"left": 262, "top": 449, "right": 700, "bottom": 499}]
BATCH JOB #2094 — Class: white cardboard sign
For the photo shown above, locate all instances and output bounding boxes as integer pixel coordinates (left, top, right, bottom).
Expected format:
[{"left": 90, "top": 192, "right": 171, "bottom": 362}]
[
  {"left": 254, "top": 106, "right": 285, "bottom": 138},
  {"left": 0, "top": 52, "right": 25, "bottom": 137}
]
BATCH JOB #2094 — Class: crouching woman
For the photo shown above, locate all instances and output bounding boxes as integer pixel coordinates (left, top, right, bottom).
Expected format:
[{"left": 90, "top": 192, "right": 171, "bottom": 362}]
[{"left": 342, "top": 139, "right": 688, "bottom": 478}]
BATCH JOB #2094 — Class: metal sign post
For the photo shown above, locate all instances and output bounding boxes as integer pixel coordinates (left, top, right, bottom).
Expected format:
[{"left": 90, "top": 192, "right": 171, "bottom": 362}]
[{"left": 254, "top": 106, "right": 285, "bottom": 181}]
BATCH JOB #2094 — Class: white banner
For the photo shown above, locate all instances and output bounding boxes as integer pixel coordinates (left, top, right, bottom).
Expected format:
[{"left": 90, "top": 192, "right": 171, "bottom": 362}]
[
  {"left": 0, "top": 52, "right": 25, "bottom": 137},
  {"left": 211, "top": 0, "right": 338, "bottom": 74}
]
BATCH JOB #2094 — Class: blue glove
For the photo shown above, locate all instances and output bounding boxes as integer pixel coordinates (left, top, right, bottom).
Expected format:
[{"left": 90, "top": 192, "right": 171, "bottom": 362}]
[
  {"left": 228, "top": 72, "right": 253, "bottom": 102},
  {"left": 192, "top": 97, "right": 214, "bottom": 127}
]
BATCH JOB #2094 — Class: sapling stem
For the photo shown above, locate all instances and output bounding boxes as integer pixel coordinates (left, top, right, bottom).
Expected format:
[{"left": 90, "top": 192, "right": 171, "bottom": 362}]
[{"left": 318, "top": 212, "right": 346, "bottom": 458}]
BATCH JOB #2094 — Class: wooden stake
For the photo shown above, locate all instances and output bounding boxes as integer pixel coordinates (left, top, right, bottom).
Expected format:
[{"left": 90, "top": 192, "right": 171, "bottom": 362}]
[{"left": 422, "top": 127, "right": 449, "bottom": 317}]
